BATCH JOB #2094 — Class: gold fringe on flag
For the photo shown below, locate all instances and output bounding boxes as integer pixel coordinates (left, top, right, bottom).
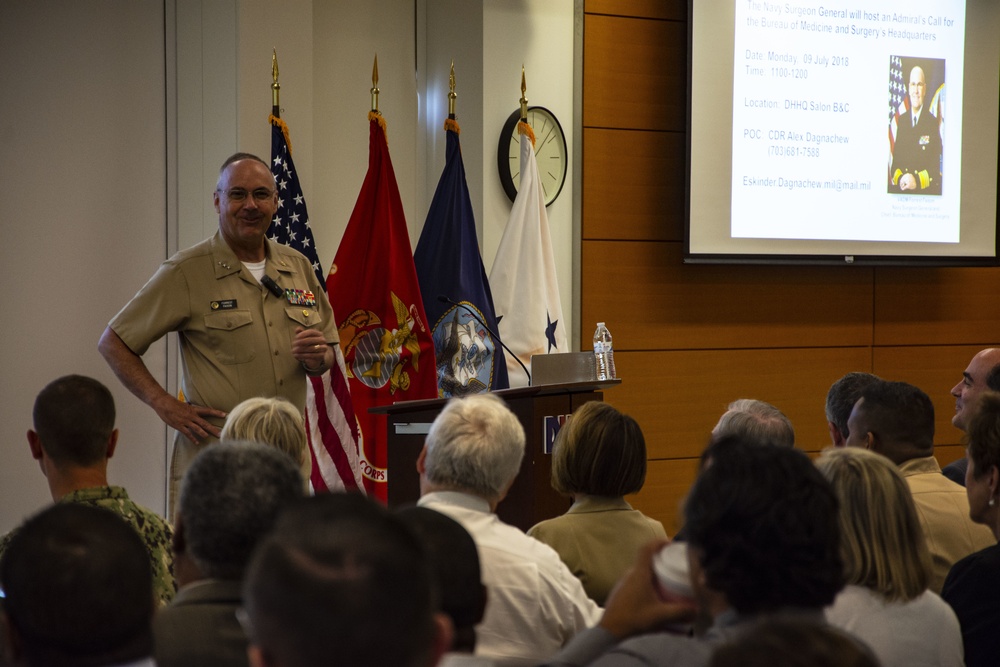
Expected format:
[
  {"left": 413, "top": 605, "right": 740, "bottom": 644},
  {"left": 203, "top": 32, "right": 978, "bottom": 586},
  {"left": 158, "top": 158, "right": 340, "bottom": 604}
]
[
  {"left": 269, "top": 114, "right": 293, "bottom": 154},
  {"left": 518, "top": 120, "right": 535, "bottom": 148},
  {"left": 444, "top": 118, "right": 461, "bottom": 134},
  {"left": 368, "top": 110, "right": 388, "bottom": 140}
]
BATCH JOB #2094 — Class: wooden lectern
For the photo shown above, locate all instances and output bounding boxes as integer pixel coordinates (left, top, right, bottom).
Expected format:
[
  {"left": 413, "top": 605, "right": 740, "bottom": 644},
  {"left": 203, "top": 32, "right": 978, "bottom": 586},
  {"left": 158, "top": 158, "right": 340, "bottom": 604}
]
[{"left": 372, "top": 380, "right": 620, "bottom": 532}]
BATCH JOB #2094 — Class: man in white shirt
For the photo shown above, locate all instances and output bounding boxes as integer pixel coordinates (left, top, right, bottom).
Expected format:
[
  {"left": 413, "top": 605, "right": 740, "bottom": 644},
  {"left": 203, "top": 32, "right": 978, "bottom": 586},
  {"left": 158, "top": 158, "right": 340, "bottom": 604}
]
[{"left": 417, "top": 393, "right": 602, "bottom": 665}]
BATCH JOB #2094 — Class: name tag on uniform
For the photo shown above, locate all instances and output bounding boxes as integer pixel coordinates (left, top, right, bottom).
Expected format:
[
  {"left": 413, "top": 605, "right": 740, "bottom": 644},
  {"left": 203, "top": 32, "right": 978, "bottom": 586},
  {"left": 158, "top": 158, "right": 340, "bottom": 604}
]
[
  {"left": 210, "top": 299, "right": 238, "bottom": 310},
  {"left": 284, "top": 289, "right": 316, "bottom": 307}
]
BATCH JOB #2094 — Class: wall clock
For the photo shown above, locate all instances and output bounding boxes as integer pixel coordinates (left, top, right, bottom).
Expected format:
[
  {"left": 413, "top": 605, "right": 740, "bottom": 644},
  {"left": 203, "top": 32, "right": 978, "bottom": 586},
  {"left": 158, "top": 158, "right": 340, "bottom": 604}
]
[{"left": 497, "top": 106, "right": 568, "bottom": 207}]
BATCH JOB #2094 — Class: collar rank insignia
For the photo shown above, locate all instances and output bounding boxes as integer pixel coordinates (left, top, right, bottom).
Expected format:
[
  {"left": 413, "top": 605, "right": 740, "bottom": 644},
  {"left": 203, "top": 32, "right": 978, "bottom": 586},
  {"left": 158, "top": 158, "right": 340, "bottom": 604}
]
[{"left": 284, "top": 289, "right": 316, "bottom": 307}]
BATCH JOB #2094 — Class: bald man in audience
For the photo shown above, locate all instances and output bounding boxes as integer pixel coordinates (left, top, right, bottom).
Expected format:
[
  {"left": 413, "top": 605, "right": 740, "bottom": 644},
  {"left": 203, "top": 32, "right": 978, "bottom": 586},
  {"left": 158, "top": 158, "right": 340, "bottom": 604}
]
[
  {"left": 825, "top": 372, "right": 880, "bottom": 447},
  {"left": 943, "top": 348, "right": 1000, "bottom": 484},
  {"left": 417, "top": 393, "right": 601, "bottom": 665},
  {"left": 845, "top": 379, "right": 994, "bottom": 592}
]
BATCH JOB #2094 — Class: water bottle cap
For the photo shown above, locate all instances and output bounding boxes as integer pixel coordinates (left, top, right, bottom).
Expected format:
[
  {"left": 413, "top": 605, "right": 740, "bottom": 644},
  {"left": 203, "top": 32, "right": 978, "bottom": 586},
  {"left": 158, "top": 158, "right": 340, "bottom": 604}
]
[{"left": 597, "top": 321, "right": 605, "bottom": 327}]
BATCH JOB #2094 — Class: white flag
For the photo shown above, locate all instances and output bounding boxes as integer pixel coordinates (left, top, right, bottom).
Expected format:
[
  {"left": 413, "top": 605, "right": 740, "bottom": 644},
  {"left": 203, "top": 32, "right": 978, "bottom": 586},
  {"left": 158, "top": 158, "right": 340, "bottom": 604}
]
[{"left": 489, "top": 121, "right": 567, "bottom": 388}]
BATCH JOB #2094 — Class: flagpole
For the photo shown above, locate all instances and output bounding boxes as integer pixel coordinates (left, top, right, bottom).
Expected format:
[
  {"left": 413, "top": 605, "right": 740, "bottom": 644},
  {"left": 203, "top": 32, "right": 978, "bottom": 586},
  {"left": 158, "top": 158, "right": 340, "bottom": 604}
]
[
  {"left": 519, "top": 65, "right": 528, "bottom": 121},
  {"left": 371, "top": 54, "right": 379, "bottom": 113},
  {"left": 448, "top": 60, "right": 457, "bottom": 120},
  {"left": 272, "top": 49, "right": 281, "bottom": 119}
]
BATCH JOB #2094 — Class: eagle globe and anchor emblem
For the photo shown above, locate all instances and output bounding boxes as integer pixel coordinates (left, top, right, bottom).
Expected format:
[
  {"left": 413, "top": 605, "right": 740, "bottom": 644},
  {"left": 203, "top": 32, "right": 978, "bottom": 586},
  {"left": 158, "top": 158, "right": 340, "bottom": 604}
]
[{"left": 338, "top": 292, "right": 427, "bottom": 394}]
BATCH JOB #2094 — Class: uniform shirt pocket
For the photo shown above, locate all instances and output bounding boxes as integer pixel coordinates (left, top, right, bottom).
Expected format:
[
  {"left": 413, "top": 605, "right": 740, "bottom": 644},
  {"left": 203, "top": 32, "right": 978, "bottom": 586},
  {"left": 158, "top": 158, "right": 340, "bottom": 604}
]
[{"left": 204, "top": 310, "right": 256, "bottom": 364}]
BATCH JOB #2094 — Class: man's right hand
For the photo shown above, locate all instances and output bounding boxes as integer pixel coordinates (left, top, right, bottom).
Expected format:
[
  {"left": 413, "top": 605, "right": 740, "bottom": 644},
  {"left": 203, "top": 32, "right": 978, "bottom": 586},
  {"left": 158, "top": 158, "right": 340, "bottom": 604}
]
[
  {"left": 151, "top": 395, "right": 226, "bottom": 444},
  {"left": 899, "top": 173, "right": 917, "bottom": 191}
]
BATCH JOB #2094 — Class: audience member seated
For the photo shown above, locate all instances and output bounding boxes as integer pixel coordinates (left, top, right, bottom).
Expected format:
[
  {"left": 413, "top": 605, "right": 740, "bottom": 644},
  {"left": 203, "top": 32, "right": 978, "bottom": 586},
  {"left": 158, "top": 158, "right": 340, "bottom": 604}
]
[
  {"left": 416, "top": 393, "right": 601, "bottom": 665},
  {"left": 943, "top": 390, "right": 1000, "bottom": 667},
  {"left": 527, "top": 401, "right": 667, "bottom": 605},
  {"left": 398, "top": 506, "right": 490, "bottom": 666},
  {"left": 708, "top": 620, "right": 878, "bottom": 667},
  {"left": 816, "top": 447, "right": 964, "bottom": 667},
  {"left": 845, "top": 379, "right": 994, "bottom": 592},
  {"left": 0, "top": 374, "right": 175, "bottom": 604},
  {"left": 153, "top": 442, "right": 304, "bottom": 667},
  {"left": 220, "top": 396, "right": 311, "bottom": 490},
  {"left": 0, "top": 504, "right": 156, "bottom": 667},
  {"left": 543, "top": 438, "right": 844, "bottom": 667},
  {"left": 825, "top": 372, "right": 880, "bottom": 448},
  {"left": 242, "top": 493, "right": 451, "bottom": 667},
  {"left": 711, "top": 398, "right": 795, "bottom": 447},
  {"left": 943, "top": 349, "right": 1000, "bottom": 484}
]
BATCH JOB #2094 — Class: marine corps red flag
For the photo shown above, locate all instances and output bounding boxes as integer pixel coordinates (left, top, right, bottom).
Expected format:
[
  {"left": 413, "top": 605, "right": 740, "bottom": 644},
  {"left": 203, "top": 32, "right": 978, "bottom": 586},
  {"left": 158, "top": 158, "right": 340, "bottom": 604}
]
[{"left": 327, "top": 112, "right": 437, "bottom": 500}]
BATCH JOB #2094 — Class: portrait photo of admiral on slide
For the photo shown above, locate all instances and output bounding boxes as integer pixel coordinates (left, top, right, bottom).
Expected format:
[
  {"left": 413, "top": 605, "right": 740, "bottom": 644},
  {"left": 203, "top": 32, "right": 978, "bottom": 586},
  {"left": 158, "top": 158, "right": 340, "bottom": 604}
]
[{"left": 887, "top": 56, "right": 945, "bottom": 195}]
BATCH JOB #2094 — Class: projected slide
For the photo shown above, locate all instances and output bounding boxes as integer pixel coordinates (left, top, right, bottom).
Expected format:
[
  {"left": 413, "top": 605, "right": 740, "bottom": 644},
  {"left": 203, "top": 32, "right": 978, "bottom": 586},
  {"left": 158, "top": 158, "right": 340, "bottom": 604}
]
[{"left": 731, "top": 1, "right": 964, "bottom": 243}]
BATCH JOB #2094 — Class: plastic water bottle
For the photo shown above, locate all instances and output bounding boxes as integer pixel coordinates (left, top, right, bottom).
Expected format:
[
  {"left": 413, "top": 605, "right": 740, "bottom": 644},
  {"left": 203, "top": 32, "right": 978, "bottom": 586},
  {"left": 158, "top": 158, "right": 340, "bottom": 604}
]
[{"left": 593, "top": 322, "right": 616, "bottom": 380}]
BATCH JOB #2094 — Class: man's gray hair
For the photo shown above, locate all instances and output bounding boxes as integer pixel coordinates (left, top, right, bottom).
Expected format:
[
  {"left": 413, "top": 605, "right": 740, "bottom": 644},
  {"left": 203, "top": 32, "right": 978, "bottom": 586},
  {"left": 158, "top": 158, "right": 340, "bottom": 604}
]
[
  {"left": 714, "top": 399, "right": 795, "bottom": 448},
  {"left": 423, "top": 393, "right": 525, "bottom": 502},
  {"left": 179, "top": 442, "right": 304, "bottom": 580}
]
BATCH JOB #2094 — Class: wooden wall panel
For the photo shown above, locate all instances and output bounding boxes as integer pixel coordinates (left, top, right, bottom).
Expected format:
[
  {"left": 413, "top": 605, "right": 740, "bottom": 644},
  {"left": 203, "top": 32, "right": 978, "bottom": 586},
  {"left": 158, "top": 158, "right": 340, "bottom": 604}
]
[
  {"left": 872, "top": 345, "right": 985, "bottom": 447},
  {"left": 628, "top": 458, "right": 699, "bottom": 536},
  {"left": 874, "top": 266, "right": 1000, "bottom": 346},
  {"left": 582, "top": 128, "right": 684, "bottom": 241},
  {"left": 583, "top": 14, "right": 686, "bottom": 131},
  {"left": 606, "top": 347, "right": 873, "bottom": 459},
  {"left": 581, "top": 240, "right": 874, "bottom": 350},
  {"left": 580, "top": 7, "right": 998, "bottom": 528},
  {"left": 585, "top": 0, "right": 686, "bottom": 21}
]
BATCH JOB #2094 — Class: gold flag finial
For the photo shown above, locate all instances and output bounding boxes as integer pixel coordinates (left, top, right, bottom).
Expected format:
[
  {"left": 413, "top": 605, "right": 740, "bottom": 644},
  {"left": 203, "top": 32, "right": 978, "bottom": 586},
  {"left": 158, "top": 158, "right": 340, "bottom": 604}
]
[
  {"left": 448, "top": 60, "right": 457, "bottom": 117},
  {"left": 371, "top": 54, "right": 380, "bottom": 113},
  {"left": 271, "top": 49, "right": 281, "bottom": 118},
  {"left": 519, "top": 65, "right": 528, "bottom": 120}
]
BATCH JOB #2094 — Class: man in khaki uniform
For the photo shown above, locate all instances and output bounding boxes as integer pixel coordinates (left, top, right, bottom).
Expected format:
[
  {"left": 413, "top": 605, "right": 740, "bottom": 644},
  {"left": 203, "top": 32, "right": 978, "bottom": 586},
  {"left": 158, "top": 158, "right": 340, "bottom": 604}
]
[
  {"left": 99, "top": 153, "right": 338, "bottom": 513},
  {"left": 845, "top": 379, "right": 994, "bottom": 592}
]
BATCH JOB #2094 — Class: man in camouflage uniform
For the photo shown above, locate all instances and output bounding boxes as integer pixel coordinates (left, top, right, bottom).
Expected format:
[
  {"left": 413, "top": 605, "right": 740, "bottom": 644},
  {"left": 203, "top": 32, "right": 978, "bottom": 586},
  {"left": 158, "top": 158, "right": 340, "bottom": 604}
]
[{"left": 0, "top": 374, "right": 175, "bottom": 604}]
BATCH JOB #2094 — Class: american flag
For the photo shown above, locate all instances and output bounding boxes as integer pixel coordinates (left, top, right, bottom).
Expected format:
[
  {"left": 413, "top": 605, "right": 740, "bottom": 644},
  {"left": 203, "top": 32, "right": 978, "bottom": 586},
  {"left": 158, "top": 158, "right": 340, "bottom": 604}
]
[
  {"left": 887, "top": 55, "right": 908, "bottom": 163},
  {"left": 269, "top": 116, "right": 365, "bottom": 493}
]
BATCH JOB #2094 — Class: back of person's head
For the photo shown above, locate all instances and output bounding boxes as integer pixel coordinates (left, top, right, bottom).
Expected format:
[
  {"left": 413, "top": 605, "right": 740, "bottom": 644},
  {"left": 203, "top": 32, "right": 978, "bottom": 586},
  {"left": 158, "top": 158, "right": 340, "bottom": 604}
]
[
  {"left": 815, "top": 447, "right": 930, "bottom": 602},
  {"left": 709, "top": 620, "right": 879, "bottom": 667},
  {"left": 243, "top": 493, "right": 444, "bottom": 667},
  {"left": 712, "top": 398, "right": 795, "bottom": 447},
  {"left": 31, "top": 374, "right": 115, "bottom": 467},
  {"left": 853, "top": 380, "right": 935, "bottom": 461},
  {"left": 219, "top": 396, "right": 310, "bottom": 481},
  {"left": 179, "top": 442, "right": 303, "bottom": 581},
  {"left": 967, "top": 390, "right": 1000, "bottom": 484},
  {"left": 551, "top": 401, "right": 647, "bottom": 497},
  {"left": 1, "top": 504, "right": 153, "bottom": 667},
  {"left": 397, "top": 506, "right": 484, "bottom": 654},
  {"left": 825, "top": 372, "right": 880, "bottom": 441},
  {"left": 684, "top": 438, "right": 842, "bottom": 615},
  {"left": 423, "top": 393, "right": 525, "bottom": 502}
]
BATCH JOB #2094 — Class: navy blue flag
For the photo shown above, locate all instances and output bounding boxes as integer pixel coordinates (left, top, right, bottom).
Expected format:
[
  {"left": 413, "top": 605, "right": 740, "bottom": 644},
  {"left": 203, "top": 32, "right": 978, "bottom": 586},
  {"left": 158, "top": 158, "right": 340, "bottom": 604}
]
[{"left": 414, "top": 121, "right": 509, "bottom": 397}]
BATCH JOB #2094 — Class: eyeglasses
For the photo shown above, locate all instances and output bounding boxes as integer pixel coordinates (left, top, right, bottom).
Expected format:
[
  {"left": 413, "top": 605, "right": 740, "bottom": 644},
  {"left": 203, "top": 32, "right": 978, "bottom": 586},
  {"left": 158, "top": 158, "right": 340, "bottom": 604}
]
[{"left": 218, "top": 187, "right": 275, "bottom": 202}]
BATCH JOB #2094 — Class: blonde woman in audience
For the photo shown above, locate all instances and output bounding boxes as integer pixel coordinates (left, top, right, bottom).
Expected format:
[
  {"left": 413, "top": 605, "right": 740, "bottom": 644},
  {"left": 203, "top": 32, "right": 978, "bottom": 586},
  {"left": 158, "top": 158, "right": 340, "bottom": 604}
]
[
  {"left": 528, "top": 401, "right": 666, "bottom": 605},
  {"left": 942, "top": 390, "right": 1000, "bottom": 667},
  {"left": 816, "top": 447, "right": 964, "bottom": 667},
  {"left": 219, "top": 396, "right": 311, "bottom": 491}
]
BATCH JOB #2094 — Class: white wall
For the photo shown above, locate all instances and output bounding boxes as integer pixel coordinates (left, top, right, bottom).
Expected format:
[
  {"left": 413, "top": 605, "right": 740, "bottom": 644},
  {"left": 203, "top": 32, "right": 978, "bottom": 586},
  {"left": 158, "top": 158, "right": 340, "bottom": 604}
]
[{"left": 0, "top": 1, "right": 170, "bottom": 531}]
